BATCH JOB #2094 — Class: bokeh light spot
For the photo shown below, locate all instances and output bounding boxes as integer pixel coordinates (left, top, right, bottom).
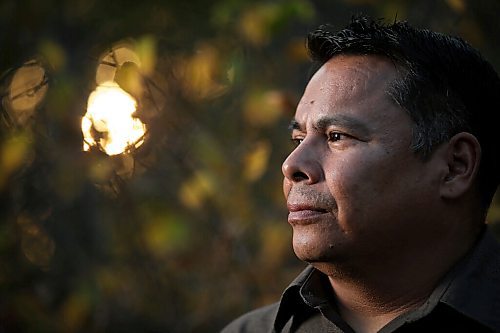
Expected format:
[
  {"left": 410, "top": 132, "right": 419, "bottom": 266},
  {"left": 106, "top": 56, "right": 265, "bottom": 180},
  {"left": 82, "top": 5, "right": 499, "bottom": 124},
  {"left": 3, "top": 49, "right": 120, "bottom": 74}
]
[
  {"left": 5, "top": 60, "right": 48, "bottom": 126},
  {"left": 179, "top": 171, "right": 215, "bottom": 209},
  {"left": 96, "top": 46, "right": 141, "bottom": 85},
  {"left": 176, "top": 44, "right": 230, "bottom": 99},
  {"left": 243, "top": 140, "right": 271, "bottom": 182},
  {"left": 0, "top": 132, "right": 33, "bottom": 189},
  {"left": 244, "top": 90, "right": 285, "bottom": 127}
]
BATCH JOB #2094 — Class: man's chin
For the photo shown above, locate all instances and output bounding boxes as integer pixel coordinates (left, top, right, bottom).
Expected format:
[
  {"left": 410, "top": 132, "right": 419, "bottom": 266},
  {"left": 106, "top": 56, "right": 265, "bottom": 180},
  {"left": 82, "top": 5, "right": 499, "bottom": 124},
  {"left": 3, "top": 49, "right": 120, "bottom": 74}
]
[
  {"left": 292, "top": 243, "right": 335, "bottom": 263},
  {"left": 292, "top": 230, "right": 335, "bottom": 258},
  {"left": 292, "top": 238, "right": 351, "bottom": 267}
]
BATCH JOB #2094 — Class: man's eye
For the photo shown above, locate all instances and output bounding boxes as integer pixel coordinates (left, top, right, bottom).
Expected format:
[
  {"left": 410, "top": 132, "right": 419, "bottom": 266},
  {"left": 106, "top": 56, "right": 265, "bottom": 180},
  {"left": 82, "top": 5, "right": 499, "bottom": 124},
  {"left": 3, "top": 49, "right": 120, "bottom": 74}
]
[
  {"left": 328, "top": 132, "right": 345, "bottom": 142},
  {"left": 291, "top": 138, "right": 303, "bottom": 147}
]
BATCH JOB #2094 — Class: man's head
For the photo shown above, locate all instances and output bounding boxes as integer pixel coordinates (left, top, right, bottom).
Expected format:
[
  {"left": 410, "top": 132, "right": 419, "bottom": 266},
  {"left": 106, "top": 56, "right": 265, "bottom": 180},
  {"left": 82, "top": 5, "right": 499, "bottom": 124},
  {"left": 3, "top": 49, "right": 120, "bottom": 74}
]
[{"left": 282, "top": 16, "right": 499, "bottom": 269}]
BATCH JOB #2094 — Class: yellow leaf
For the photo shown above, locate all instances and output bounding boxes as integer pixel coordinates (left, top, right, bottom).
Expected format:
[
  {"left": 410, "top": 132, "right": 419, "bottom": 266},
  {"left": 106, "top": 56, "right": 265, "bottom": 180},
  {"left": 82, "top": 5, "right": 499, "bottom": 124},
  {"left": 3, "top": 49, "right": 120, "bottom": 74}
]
[
  {"left": 143, "top": 214, "right": 189, "bottom": 256},
  {"left": 135, "top": 35, "right": 157, "bottom": 75},
  {"left": 59, "top": 292, "right": 91, "bottom": 332},
  {"left": 259, "top": 222, "right": 291, "bottom": 267},
  {"left": 243, "top": 141, "right": 271, "bottom": 182},
  {"left": 39, "top": 39, "right": 66, "bottom": 71},
  {"left": 244, "top": 90, "right": 285, "bottom": 127},
  {"left": 445, "top": 0, "right": 466, "bottom": 13},
  {"left": 176, "top": 44, "right": 229, "bottom": 99},
  {"left": 179, "top": 171, "right": 215, "bottom": 209},
  {"left": 239, "top": 4, "right": 279, "bottom": 46},
  {"left": 0, "top": 133, "right": 33, "bottom": 189}
]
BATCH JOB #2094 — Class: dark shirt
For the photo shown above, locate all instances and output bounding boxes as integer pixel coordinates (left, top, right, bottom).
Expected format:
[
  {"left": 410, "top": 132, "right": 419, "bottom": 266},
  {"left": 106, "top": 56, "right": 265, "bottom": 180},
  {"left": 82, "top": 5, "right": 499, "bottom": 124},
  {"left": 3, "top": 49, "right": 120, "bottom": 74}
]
[{"left": 222, "top": 228, "right": 500, "bottom": 332}]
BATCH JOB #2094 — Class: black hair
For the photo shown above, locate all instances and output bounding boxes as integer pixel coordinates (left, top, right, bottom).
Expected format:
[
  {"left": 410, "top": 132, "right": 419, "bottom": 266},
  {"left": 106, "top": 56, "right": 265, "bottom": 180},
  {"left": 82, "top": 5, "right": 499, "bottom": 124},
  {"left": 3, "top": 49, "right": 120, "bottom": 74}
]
[{"left": 306, "top": 15, "right": 500, "bottom": 208}]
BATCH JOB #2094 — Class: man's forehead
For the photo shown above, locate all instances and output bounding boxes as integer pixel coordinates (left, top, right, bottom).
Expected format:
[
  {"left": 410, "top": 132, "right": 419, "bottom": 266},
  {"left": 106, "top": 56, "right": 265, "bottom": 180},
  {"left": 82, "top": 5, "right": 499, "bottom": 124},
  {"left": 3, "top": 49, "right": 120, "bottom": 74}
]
[
  {"left": 299, "top": 55, "right": 398, "bottom": 104},
  {"left": 302, "top": 55, "right": 399, "bottom": 101}
]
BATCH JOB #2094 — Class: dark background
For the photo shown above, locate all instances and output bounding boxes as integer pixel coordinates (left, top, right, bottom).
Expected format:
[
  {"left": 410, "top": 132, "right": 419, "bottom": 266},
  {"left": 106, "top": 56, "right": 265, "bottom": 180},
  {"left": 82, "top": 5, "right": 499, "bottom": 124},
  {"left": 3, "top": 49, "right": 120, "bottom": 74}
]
[{"left": 1, "top": 0, "right": 499, "bottom": 332}]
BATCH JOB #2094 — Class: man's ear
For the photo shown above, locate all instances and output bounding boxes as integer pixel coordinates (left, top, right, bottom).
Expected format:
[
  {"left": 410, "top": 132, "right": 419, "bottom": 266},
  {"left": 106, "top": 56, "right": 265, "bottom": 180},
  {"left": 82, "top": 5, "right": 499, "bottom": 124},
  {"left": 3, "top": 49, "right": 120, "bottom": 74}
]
[{"left": 439, "top": 132, "right": 481, "bottom": 199}]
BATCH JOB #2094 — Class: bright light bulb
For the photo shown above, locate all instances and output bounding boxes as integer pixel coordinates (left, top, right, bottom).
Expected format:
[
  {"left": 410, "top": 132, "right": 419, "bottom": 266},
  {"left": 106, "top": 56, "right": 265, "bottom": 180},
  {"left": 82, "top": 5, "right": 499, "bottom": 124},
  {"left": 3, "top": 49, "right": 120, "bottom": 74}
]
[{"left": 82, "top": 81, "right": 146, "bottom": 155}]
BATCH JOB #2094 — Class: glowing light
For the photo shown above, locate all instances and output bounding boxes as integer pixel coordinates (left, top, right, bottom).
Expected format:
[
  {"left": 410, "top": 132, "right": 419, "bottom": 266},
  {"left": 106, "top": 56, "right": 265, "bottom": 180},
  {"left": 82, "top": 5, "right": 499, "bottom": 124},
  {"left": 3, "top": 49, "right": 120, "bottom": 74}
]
[{"left": 82, "top": 81, "right": 146, "bottom": 155}]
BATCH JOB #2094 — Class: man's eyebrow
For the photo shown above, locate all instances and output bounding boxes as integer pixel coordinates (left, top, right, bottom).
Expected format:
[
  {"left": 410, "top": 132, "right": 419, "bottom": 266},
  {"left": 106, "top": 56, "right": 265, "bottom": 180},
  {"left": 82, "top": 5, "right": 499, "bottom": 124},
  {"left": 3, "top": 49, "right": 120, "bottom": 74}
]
[
  {"left": 288, "top": 119, "right": 302, "bottom": 131},
  {"left": 288, "top": 115, "right": 371, "bottom": 136},
  {"left": 314, "top": 115, "right": 370, "bottom": 135}
]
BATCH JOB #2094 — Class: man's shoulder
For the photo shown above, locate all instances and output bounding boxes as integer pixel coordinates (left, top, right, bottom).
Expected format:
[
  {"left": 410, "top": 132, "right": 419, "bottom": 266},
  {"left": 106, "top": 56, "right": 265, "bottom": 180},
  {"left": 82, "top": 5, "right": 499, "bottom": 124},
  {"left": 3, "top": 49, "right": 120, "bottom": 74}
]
[
  {"left": 221, "top": 302, "right": 280, "bottom": 333},
  {"left": 441, "top": 229, "right": 500, "bottom": 331}
]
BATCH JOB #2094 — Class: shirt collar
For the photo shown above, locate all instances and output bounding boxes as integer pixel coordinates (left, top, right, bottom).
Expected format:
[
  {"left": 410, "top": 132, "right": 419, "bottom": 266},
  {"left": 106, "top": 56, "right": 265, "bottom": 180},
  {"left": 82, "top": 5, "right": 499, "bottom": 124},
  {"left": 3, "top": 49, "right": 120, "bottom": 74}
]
[{"left": 273, "top": 266, "right": 316, "bottom": 332}]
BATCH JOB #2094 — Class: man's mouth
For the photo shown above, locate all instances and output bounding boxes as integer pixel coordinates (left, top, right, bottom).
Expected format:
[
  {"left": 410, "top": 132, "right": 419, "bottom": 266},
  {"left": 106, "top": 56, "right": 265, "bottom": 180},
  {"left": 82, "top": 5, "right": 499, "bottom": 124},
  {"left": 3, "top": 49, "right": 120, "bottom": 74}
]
[{"left": 287, "top": 204, "right": 329, "bottom": 224}]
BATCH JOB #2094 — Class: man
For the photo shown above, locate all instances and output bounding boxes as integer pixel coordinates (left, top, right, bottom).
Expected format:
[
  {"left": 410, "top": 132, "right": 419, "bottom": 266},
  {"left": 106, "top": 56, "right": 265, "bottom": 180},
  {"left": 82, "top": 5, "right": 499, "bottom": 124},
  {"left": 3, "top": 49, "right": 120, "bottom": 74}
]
[{"left": 222, "top": 15, "right": 500, "bottom": 333}]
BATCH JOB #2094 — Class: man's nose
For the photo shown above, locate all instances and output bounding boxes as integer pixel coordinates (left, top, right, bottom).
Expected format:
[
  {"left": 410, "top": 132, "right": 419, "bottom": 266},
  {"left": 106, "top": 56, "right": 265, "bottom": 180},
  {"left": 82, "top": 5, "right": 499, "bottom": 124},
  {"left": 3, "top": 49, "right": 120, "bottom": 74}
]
[{"left": 282, "top": 141, "right": 322, "bottom": 184}]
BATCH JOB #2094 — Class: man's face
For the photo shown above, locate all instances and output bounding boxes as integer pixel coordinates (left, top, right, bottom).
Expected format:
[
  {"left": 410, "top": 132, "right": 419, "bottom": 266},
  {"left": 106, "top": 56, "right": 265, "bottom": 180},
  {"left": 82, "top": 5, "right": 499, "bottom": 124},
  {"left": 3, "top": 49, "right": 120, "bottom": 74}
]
[{"left": 282, "top": 55, "right": 444, "bottom": 268}]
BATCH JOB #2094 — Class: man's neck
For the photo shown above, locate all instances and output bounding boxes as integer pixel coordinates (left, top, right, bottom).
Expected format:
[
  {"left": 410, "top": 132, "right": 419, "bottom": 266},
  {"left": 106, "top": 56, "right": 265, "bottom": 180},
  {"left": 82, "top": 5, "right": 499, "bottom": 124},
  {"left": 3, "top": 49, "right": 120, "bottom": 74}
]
[
  {"left": 328, "top": 272, "right": 435, "bottom": 333},
  {"left": 315, "top": 225, "right": 480, "bottom": 333}
]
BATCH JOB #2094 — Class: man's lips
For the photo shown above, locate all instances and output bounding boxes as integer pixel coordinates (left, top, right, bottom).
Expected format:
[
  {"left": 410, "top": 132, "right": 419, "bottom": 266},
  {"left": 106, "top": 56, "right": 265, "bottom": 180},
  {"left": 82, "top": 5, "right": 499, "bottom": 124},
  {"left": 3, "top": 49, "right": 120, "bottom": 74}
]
[{"left": 287, "top": 204, "right": 329, "bottom": 224}]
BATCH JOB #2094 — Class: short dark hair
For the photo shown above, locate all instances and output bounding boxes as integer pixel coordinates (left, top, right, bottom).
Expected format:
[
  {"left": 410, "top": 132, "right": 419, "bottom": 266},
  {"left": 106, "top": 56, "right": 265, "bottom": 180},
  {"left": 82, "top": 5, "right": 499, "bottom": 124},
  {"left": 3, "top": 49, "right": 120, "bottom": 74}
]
[{"left": 306, "top": 15, "right": 500, "bottom": 208}]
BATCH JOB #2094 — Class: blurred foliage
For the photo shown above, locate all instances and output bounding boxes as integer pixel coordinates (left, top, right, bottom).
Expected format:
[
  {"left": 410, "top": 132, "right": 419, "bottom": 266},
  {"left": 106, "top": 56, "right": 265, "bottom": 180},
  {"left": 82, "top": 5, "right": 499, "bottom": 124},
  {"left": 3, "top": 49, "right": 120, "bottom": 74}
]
[{"left": 1, "top": 0, "right": 500, "bottom": 332}]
